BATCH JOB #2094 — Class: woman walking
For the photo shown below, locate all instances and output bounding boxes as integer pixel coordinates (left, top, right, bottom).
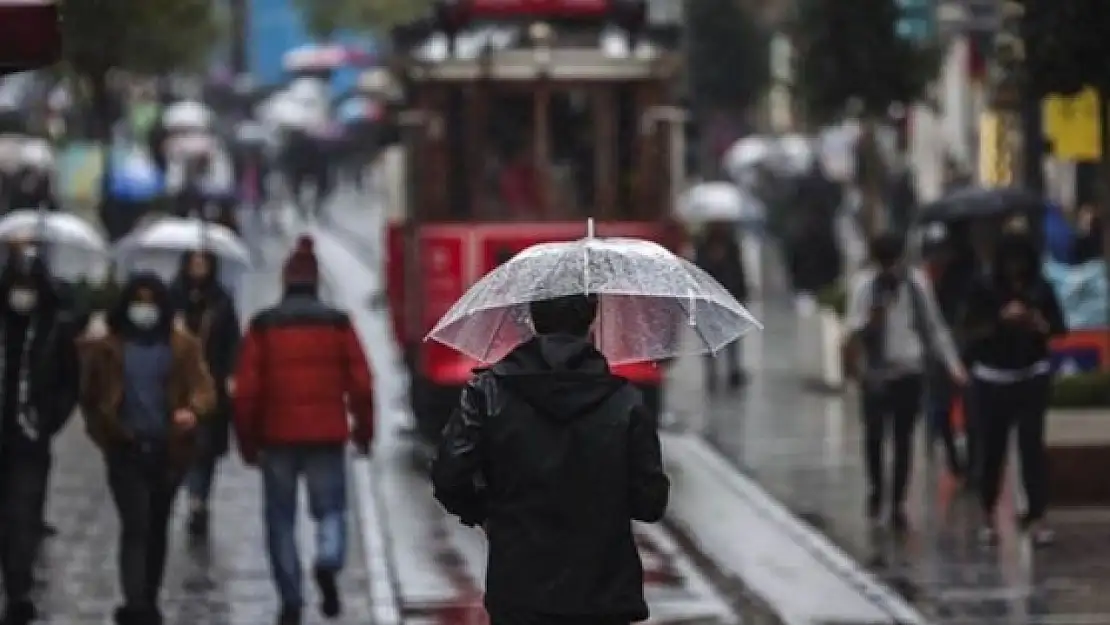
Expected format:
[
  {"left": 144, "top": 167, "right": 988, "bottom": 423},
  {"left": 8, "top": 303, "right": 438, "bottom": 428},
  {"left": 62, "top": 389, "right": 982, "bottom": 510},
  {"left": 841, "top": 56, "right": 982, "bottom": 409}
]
[
  {"left": 172, "top": 251, "right": 241, "bottom": 539},
  {"left": 964, "top": 232, "right": 1066, "bottom": 545}
]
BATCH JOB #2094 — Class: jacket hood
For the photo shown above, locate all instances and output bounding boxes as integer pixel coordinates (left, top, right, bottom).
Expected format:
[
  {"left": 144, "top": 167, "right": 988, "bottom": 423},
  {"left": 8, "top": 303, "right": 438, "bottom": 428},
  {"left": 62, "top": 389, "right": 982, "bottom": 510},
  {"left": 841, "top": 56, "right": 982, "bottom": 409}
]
[
  {"left": 992, "top": 232, "right": 1041, "bottom": 285},
  {"left": 490, "top": 334, "right": 626, "bottom": 422},
  {"left": 108, "top": 272, "right": 175, "bottom": 338}
]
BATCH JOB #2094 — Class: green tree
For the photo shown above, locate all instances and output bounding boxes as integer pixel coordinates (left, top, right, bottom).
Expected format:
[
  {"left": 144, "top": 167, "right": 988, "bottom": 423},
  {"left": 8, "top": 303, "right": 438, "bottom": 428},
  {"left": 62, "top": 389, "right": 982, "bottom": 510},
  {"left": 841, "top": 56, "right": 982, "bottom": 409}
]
[
  {"left": 794, "top": 0, "right": 938, "bottom": 234},
  {"left": 293, "top": 0, "right": 435, "bottom": 39},
  {"left": 688, "top": 0, "right": 770, "bottom": 115},
  {"left": 60, "top": 0, "right": 220, "bottom": 137}
]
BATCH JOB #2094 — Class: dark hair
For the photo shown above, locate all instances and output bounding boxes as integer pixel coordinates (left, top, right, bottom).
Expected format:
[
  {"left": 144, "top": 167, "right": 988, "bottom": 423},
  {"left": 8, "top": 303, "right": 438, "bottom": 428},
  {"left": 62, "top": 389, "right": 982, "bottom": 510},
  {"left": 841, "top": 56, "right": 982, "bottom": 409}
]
[
  {"left": 108, "top": 272, "right": 175, "bottom": 336},
  {"left": 993, "top": 232, "right": 1040, "bottom": 282},
  {"left": 869, "top": 233, "right": 904, "bottom": 268},
  {"left": 0, "top": 247, "right": 57, "bottom": 310},
  {"left": 529, "top": 294, "right": 598, "bottom": 337}
]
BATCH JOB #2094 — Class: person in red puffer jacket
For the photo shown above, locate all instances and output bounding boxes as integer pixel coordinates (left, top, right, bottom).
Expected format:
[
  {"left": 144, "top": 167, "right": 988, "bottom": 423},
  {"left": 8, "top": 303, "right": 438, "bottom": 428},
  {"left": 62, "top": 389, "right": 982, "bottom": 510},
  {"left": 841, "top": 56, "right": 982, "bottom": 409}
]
[{"left": 233, "top": 235, "right": 374, "bottom": 625}]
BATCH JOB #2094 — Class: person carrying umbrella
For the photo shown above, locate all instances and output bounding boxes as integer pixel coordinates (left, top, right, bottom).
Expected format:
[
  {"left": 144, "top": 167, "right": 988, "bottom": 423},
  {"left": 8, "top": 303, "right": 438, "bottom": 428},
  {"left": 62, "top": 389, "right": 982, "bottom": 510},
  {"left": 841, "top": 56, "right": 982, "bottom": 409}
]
[
  {"left": 427, "top": 223, "right": 760, "bottom": 625},
  {"left": 431, "top": 293, "right": 671, "bottom": 625},
  {"left": 78, "top": 273, "right": 216, "bottom": 625},
  {"left": 963, "top": 232, "right": 1066, "bottom": 546},
  {"left": 171, "top": 251, "right": 241, "bottom": 540},
  {"left": 0, "top": 247, "right": 81, "bottom": 625}
]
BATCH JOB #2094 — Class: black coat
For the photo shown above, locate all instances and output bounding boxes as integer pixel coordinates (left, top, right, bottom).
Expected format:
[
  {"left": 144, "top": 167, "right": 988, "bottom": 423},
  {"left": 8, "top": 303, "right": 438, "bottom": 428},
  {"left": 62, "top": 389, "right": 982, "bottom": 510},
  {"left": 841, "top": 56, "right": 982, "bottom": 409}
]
[
  {"left": 432, "top": 335, "right": 669, "bottom": 621},
  {"left": 172, "top": 277, "right": 241, "bottom": 455}
]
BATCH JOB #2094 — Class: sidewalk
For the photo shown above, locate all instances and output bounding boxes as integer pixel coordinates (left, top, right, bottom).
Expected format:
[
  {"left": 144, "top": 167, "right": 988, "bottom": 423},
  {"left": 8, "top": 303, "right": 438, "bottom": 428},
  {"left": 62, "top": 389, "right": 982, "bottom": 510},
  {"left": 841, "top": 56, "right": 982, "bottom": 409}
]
[
  {"left": 678, "top": 297, "right": 1110, "bottom": 625},
  {"left": 18, "top": 240, "right": 375, "bottom": 624}
]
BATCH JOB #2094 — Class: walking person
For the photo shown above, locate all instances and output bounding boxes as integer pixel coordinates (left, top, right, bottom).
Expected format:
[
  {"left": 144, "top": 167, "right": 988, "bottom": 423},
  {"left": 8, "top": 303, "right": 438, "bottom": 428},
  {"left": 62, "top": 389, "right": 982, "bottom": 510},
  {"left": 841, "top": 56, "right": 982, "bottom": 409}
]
[
  {"left": 0, "top": 248, "right": 80, "bottom": 625},
  {"left": 844, "top": 234, "right": 967, "bottom": 531},
  {"left": 432, "top": 293, "right": 670, "bottom": 625},
  {"left": 171, "top": 251, "right": 241, "bottom": 539},
  {"left": 963, "top": 232, "right": 1066, "bottom": 545},
  {"left": 695, "top": 223, "right": 749, "bottom": 390},
  {"left": 233, "top": 236, "right": 375, "bottom": 625},
  {"left": 78, "top": 273, "right": 216, "bottom": 625}
]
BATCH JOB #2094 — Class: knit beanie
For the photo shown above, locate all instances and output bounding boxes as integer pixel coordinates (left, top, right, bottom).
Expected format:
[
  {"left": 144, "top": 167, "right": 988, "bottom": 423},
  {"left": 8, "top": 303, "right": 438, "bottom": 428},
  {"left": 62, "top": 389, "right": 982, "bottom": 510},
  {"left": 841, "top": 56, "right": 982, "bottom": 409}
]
[{"left": 283, "top": 235, "right": 319, "bottom": 286}]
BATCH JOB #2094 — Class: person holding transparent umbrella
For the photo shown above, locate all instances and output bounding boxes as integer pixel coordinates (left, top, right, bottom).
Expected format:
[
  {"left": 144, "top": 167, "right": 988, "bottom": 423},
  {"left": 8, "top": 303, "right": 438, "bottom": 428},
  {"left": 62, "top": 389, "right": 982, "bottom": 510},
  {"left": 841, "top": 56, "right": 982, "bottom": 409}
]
[{"left": 429, "top": 221, "right": 760, "bottom": 625}]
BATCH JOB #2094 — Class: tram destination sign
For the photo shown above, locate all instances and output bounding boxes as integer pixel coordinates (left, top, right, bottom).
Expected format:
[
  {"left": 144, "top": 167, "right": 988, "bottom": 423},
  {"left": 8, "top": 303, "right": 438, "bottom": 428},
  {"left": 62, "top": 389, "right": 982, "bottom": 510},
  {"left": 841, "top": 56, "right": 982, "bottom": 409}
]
[{"left": 466, "top": 0, "right": 610, "bottom": 18}]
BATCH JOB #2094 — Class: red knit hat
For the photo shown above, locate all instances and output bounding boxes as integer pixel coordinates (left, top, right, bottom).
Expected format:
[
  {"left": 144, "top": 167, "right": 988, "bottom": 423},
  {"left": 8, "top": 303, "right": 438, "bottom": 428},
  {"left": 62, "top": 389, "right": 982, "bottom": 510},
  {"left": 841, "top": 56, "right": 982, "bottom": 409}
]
[{"left": 283, "top": 235, "right": 319, "bottom": 286}]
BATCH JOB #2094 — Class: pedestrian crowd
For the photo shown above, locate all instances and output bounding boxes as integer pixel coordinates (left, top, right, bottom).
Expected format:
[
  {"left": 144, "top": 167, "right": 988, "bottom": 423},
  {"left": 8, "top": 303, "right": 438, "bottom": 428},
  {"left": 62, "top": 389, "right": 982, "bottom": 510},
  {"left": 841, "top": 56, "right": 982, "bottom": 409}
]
[
  {"left": 0, "top": 235, "right": 375, "bottom": 625},
  {"left": 845, "top": 225, "right": 1066, "bottom": 544}
]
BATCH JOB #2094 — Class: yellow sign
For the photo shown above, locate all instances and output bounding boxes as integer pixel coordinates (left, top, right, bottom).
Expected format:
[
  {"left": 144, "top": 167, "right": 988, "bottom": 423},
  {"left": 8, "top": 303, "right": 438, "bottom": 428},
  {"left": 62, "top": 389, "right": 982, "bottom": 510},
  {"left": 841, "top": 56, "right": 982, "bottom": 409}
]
[
  {"left": 1043, "top": 87, "right": 1101, "bottom": 161},
  {"left": 978, "top": 111, "right": 1012, "bottom": 187}
]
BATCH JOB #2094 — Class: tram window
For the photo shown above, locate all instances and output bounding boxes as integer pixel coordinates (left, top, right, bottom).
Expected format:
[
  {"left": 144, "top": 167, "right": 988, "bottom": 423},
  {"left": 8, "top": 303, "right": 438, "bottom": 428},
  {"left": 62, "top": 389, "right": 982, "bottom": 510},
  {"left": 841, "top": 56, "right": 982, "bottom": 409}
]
[
  {"left": 615, "top": 86, "right": 636, "bottom": 219},
  {"left": 547, "top": 89, "right": 596, "bottom": 220},
  {"left": 481, "top": 93, "right": 538, "bottom": 221}
]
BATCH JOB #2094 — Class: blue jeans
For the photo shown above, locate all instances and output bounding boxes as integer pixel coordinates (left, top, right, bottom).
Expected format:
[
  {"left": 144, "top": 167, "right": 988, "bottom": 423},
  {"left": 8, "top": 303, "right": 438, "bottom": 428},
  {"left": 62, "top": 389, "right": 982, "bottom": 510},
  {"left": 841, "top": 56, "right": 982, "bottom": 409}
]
[{"left": 261, "top": 445, "right": 348, "bottom": 608}]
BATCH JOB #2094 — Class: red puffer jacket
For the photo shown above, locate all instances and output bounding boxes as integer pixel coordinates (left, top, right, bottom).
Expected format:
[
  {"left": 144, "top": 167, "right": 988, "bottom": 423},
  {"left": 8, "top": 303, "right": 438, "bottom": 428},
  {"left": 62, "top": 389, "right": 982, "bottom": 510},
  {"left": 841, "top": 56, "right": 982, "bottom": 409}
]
[{"left": 233, "top": 292, "right": 373, "bottom": 462}]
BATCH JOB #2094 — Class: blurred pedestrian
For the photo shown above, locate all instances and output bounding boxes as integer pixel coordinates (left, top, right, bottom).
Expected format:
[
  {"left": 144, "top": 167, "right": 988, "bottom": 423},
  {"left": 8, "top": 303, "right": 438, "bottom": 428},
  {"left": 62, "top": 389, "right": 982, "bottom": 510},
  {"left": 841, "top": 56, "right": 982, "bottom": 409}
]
[
  {"left": 78, "top": 272, "right": 215, "bottom": 625},
  {"left": 233, "top": 236, "right": 374, "bottom": 625},
  {"left": 6, "top": 164, "right": 59, "bottom": 212},
  {"left": 963, "top": 232, "right": 1066, "bottom": 546},
  {"left": 844, "top": 233, "right": 967, "bottom": 531},
  {"left": 695, "top": 223, "right": 748, "bottom": 390},
  {"left": 432, "top": 293, "right": 670, "bottom": 625},
  {"left": 0, "top": 248, "right": 80, "bottom": 625},
  {"left": 171, "top": 251, "right": 241, "bottom": 540},
  {"left": 1072, "top": 202, "right": 1102, "bottom": 264}
]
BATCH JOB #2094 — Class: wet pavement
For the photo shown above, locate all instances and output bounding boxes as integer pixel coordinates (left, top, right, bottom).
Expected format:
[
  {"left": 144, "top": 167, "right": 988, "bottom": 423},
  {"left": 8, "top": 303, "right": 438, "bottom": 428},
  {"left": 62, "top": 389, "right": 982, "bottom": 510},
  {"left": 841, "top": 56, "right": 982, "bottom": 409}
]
[
  {"left": 675, "top": 283, "right": 1110, "bottom": 624},
  {"left": 17, "top": 228, "right": 374, "bottom": 624}
]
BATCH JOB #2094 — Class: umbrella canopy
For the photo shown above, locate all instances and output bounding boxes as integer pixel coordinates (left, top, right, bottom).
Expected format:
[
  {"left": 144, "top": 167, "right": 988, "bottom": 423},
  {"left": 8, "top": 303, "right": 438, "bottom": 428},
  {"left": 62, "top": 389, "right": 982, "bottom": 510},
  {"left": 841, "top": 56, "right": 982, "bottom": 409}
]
[
  {"left": 678, "top": 182, "right": 765, "bottom": 224},
  {"left": 917, "top": 186, "right": 1044, "bottom": 223},
  {"left": 0, "top": 209, "right": 107, "bottom": 252},
  {"left": 427, "top": 226, "right": 761, "bottom": 365},
  {"left": 107, "top": 149, "right": 163, "bottom": 201},
  {"left": 775, "top": 134, "right": 815, "bottom": 175},
  {"left": 723, "top": 136, "right": 774, "bottom": 180},
  {"left": 162, "top": 99, "right": 212, "bottom": 130},
  {"left": 19, "top": 137, "right": 52, "bottom": 170},
  {"left": 114, "top": 217, "right": 249, "bottom": 266},
  {"left": 261, "top": 94, "right": 315, "bottom": 128},
  {"left": 0, "top": 132, "right": 26, "bottom": 173}
]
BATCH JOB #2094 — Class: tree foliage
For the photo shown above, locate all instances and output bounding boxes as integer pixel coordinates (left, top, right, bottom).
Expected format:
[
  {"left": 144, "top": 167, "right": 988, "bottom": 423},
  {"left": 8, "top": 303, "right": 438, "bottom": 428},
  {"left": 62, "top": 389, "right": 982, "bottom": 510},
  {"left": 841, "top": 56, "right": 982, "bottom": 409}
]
[
  {"left": 1024, "top": 0, "right": 1110, "bottom": 96},
  {"left": 60, "top": 0, "right": 220, "bottom": 78},
  {"left": 293, "top": 0, "right": 436, "bottom": 38},
  {"left": 687, "top": 0, "right": 770, "bottom": 114},
  {"left": 794, "top": 0, "right": 938, "bottom": 123}
]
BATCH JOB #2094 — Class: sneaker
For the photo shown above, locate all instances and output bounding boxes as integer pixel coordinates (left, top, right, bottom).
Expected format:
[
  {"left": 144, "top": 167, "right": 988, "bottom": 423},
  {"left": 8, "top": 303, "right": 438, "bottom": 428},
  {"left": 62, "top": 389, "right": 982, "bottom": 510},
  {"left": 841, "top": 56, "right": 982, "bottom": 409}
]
[
  {"left": 1, "top": 600, "right": 36, "bottom": 625},
  {"left": 187, "top": 507, "right": 209, "bottom": 539},
  {"left": 276, "top": 606, "right": 301, "bottom": 625},
  {"left": 1019, "top": 514, "right": 1055, "bottom": 546},
  {"left": 314, "top": 566, "right": 341, "bottom": 618}
]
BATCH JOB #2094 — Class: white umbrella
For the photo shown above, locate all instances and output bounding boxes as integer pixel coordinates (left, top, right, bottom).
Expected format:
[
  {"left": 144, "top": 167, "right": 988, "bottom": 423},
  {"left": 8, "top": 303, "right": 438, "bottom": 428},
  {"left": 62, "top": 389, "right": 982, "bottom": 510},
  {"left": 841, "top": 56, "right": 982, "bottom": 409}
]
[
  {"left": 723, "top": 137, "right": 774, "bottom": 181},
  {"left": 165, "top": 132, "right": 214, "bottom": 158},
  {"left": 678, "top": 182, "right": 765, "bottom": 224},
  {"left": 0, "top": 209, "right": 107, "bottom": 252},
  {"left": 162, "top": 100, "right": 212, "bottom": 130},
  {"left": 114, "top": 217, "right": 250, "bottom": 266},
  {"left": 0, "top": 133, "right": 26, "bottom": 174},
  {"left": 263, "top": 95, "right": 313, "bottom": 128},
  {"left": 776, "top": 134, "right": 815, "bottom": 175},
  {"left": 19, "top": 137, "right": 53, "bottom": 170}
]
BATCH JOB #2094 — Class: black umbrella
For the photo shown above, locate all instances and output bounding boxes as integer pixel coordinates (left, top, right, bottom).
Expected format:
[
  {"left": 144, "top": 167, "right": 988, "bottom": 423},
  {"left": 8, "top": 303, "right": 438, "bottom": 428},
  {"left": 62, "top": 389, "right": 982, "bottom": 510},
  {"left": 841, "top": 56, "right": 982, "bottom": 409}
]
[{"left": 917, "top": 186, "right": 1044, "bottom": 223}]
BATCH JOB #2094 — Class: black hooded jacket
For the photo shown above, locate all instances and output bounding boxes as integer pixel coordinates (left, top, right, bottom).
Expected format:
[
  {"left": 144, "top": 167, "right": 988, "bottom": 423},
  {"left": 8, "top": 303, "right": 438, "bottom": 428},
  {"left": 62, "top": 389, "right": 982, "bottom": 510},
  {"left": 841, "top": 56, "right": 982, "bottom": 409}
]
[
  {"left": 0, "top": 255, "right": 80, "bottom": 447},
  {"left": 964, "top": 234, "right": 1067, "bottom": 370},
  {"left": 171, "top": 253, "right": 241, "bottom": 383},
  {"left": 432, "top": 334, "right": 669, "bottom": 621}
]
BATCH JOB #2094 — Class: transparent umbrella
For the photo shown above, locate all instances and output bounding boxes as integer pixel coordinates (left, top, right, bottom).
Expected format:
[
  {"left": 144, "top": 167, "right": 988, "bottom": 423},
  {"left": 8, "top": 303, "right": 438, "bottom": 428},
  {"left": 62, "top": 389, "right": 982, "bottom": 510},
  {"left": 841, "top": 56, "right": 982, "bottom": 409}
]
[
  {"left": 427, "top": 221, "right": 762, "bottom": 365},
  {"left": 678, "top": 182, "right": 765, "bottom": 225},
  {"left": 0, "top": 209, "right": 106, "bottom": 252},
  {"left": 113, "top": 216, "right": 250, "bottom": 266}
]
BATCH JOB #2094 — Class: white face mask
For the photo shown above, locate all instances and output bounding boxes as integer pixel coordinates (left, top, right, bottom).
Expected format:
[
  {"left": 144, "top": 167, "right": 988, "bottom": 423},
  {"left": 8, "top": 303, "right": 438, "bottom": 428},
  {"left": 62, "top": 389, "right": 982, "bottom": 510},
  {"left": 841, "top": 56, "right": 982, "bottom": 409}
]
[
  {"left": 127, "top": 303, "right": 160, "bottom": 329},
  {"left": 8, "top": 288, "right": 37, "bottom": 313}
]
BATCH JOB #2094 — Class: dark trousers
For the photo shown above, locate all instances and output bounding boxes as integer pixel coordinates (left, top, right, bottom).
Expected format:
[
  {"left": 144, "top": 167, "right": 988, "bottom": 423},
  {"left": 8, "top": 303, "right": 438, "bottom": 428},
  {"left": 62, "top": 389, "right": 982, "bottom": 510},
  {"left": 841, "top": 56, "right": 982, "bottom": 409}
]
[
  {"left": 976, "top": 375, "right": 1051, "bottom": 521},
  {"left": 106, "top": 443, "right": 183, "bottom": 609},
  {"left": 703, "top": 342, "right": 742, "bottom": 381},
  {"left": 861, "top": 374, "right": 924, "bottom": 506},
  {"left": 0, "top": 447, "right": 50, "bottom": 604}
]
